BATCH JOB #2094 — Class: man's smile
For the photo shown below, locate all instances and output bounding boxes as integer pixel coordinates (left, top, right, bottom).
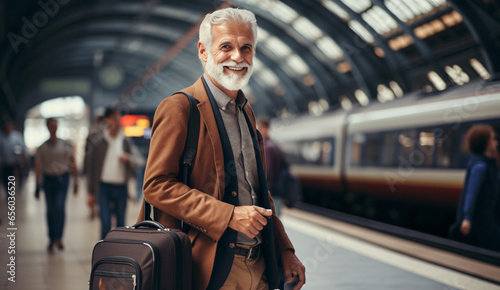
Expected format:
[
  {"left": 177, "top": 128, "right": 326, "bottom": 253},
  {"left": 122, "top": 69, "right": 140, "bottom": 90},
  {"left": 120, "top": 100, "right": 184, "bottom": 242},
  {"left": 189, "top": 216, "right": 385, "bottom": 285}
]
[{"left": 224, "top": 66, "right": 247, "bottom": 72}]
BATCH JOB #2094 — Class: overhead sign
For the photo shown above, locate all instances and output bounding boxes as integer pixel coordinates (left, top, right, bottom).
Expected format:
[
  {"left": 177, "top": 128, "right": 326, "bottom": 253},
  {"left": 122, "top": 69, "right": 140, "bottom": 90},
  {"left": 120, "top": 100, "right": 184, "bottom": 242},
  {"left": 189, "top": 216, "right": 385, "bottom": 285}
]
[{"left": 121, "top": 115, "right": 151, "bottom": 138}]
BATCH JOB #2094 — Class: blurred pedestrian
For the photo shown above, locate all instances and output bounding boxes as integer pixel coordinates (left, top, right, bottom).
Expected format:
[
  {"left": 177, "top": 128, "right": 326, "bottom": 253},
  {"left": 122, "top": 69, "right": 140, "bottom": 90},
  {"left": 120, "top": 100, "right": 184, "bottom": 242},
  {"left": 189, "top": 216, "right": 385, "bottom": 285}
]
[
  {"left": 0, "top": 120, "right": 29, "bottom": 201},
  {"left": 258, "top": 116, "right": 284, "bottom": 216},
  {"left": 85, "top": 107, "right": 135, "bottom": 239},
  {"left": 451, "top": 124, "right": 500, "bottom": 251},
  {"left": 257, "top": 116, "right": 302, "bottom": 217},
  {"left": 34, "top": 118, "right": 78, "bottom": 253},
  {"left": 83, "top": 113, "right": 104, "bottom": 220}
]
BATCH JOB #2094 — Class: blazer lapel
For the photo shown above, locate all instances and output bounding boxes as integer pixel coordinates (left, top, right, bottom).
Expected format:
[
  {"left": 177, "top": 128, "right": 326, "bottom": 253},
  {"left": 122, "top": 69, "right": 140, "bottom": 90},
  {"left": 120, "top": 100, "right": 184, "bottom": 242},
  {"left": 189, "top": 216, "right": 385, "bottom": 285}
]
[{"left": 190, "top": 78, "right": 225, "bottom": 200}]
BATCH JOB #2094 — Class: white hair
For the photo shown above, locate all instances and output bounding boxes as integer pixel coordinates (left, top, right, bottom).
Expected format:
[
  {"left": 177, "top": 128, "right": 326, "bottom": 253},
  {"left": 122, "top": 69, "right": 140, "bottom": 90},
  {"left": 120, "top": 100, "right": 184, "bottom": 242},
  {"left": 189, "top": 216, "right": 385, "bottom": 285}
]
[{"left": 199, "top": 7, "right": 258, "bottom": 57}]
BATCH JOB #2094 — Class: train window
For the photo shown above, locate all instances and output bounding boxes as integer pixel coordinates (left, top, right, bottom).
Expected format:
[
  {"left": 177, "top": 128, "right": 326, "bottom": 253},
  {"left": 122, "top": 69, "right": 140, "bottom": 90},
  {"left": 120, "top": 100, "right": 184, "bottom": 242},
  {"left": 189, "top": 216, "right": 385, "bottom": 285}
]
[
  {"left": 397, "top": 129, "right": 417, "bottom": 166},
  {"left": 349, "top": 134, "right": 365, "bottom": 166},
  {"left": 416, "top": 128, "right": 435, "bottom": 167},
  {"left": 279, "top": 142, "right": 302, "bottom": 165},
  {"left": 301, "top": 141, "right": 323, "bottom": 163},
  {"left": 365, "top": 133, "right": 381, "bottom": 166},
  {"left": 380, "top": 132, "right": 397, "bottom": 166},
  {"left": 282, "top": 138, "right": 335, "bottom": 167},
  {"left": 321, "top": 139, "right": 335, "bottom": 165},
  {"left": 436, "top": 126, "right": 457, "bottom": 168}
]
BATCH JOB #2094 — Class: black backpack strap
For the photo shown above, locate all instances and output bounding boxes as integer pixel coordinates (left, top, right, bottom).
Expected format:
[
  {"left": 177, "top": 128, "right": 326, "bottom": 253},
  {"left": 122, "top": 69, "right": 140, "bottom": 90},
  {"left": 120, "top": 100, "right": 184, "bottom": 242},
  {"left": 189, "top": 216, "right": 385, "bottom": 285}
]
[
  {"left": 176, "top": 91, "right": 200, "bottom": 186},
  {"left": 143, "top": 92, "right": 200, "bottom": 234}
]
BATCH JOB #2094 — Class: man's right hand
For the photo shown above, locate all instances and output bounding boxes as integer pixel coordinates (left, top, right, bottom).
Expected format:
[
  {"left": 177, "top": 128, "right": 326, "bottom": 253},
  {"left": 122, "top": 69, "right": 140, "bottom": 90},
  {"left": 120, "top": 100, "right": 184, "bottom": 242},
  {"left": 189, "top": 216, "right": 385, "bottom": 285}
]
[
  {"left": 228, "top": 206, "right": 272, "bottom": 238},
  {"left": 460, "top": 219, "right": 471, "bottom": 235},
  {"left": 87, "top": 194, "right": 95, "bottom": 207}
]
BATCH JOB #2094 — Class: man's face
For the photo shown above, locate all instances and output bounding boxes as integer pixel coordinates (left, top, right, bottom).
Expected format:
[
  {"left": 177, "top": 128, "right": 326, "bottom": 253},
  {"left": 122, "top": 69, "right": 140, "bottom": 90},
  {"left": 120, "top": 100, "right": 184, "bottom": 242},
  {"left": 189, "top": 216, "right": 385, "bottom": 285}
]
[
  {"left": 486, "top": 131, "right": 498, "bottom": 158},
  {"left": 47, "top": 120, "right": 58, "bottom": 135},
  {"left": 105, "top": 112, "right": 121, "bottom": 131},
  {"left": 203, "top": 22, "right": 255, "bottom": 91}
]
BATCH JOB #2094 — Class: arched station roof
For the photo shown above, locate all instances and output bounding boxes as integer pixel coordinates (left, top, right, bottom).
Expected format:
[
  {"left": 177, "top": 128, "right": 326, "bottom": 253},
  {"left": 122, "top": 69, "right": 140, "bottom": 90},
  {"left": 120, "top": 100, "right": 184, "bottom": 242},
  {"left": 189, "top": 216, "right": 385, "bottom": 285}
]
[{"left": 1, "top": 0, "right": 499, "bottom": 124}]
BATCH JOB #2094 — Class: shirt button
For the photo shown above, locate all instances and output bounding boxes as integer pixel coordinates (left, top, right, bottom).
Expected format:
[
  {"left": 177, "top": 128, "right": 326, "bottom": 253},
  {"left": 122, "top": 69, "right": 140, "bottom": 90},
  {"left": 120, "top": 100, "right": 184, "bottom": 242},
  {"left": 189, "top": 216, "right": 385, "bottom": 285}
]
[
  {"left": 229, "top": 243, "right": 235, "bottom": 248},
  {"left": 232, "top": 191, "right": 237, "bottom": 197}
]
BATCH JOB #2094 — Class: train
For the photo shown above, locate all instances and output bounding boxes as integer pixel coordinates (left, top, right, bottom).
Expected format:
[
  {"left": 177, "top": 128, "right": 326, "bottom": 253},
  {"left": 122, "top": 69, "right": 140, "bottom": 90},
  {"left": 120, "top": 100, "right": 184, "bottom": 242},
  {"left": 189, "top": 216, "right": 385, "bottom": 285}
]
[{"left": 270, "top": 80, "right": 500, "bottom": 235}]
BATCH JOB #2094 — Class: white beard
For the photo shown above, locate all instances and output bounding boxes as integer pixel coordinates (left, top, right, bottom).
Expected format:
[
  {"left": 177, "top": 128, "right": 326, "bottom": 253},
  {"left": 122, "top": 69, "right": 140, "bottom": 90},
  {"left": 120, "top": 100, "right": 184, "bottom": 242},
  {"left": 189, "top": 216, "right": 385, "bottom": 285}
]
[{"left": 205, "top": 53, "right": 253, "bottom": 91}]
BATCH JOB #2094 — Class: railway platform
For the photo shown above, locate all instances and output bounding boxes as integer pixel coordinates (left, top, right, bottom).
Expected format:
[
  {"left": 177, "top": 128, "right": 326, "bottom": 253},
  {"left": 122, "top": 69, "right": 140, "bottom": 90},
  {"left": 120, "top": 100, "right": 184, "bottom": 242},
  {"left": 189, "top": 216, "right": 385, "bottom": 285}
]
[{"left": 0, "top": 174, "right": 499, "bottom": 290}]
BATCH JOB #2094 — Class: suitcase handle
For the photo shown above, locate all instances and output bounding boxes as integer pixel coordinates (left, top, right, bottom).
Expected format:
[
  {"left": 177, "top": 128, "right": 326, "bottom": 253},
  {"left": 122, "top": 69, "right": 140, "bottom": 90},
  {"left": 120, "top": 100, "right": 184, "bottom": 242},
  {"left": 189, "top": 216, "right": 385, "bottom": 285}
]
[{"left": 132, "top": 220, "right": 166, "bottom": 230}]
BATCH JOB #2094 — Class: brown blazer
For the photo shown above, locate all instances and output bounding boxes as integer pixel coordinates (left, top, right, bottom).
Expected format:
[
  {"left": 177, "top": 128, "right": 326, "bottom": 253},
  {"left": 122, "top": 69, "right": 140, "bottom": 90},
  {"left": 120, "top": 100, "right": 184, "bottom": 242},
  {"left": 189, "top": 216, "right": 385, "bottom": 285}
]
[{"left": 137, "top": 77, "right": 294, "bottom": 289}]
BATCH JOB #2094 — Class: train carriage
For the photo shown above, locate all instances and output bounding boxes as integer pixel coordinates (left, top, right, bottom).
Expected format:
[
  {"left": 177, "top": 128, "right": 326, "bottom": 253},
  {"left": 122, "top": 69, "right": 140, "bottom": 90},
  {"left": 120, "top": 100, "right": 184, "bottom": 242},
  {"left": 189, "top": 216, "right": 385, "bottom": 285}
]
[{"left": 271, "top": 81, "right": 500, "bottom": 234}]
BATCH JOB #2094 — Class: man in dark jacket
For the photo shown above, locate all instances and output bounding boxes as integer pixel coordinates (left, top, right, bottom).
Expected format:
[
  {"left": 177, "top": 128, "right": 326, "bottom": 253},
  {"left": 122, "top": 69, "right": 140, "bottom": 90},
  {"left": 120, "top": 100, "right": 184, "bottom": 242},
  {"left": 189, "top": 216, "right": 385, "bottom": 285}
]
[
  {"left": 85, "top": 107, "right": 135, "bottom": 239},
  {"left": 257, "top": 116, "right": 286, "bottom": 216},
  {"left": 453, "top": 124, "right": 500, "bottom": 251}
]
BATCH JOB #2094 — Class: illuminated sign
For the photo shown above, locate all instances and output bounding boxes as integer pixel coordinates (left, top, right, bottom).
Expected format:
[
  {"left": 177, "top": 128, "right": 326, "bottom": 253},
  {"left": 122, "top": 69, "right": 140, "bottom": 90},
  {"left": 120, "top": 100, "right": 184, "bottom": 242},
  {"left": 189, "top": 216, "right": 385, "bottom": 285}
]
[{"left": 121, "top": 115, "right": 151, "bottom": 138}]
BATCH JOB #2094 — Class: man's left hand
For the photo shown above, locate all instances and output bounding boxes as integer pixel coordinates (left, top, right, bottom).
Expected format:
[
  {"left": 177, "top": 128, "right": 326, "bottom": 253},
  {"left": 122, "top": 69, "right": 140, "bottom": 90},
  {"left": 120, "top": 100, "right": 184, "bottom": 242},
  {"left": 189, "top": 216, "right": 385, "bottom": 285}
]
[
  {"left": 282, "top": 249, "right": 305, "bottom": 290},
  {"left": 119, "top": 153, "right": 131, "bottom": 163}
]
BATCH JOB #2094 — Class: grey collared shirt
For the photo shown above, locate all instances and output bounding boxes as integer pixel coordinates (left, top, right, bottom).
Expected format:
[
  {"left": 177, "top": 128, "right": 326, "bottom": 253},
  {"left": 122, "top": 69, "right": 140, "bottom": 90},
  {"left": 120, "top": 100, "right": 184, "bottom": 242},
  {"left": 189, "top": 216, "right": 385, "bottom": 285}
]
[{"left": 204, "top": 74, "right": 262, "bottom": 246}]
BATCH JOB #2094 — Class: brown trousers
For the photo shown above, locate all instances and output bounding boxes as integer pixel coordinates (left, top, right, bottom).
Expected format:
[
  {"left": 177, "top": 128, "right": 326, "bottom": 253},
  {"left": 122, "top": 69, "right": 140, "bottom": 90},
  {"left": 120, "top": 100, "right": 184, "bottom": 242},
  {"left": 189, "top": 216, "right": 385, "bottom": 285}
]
[{"left": 220, "top": 252, "right": 268, "bottom": 290}]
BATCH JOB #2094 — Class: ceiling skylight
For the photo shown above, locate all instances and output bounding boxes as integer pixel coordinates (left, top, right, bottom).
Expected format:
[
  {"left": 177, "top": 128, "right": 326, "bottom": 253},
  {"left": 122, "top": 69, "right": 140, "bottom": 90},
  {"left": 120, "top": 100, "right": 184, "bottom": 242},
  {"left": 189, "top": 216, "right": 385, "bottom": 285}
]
[
  {"left": 354, "top": 89, "right": 370, "bottom": 106},
  {"left": 257, "top": 27, "right": 270, "bottom": 42},
  {"left": 469, "top": 58, "right": 490, "bottom": 80},
  {"left": 377, "top": 84, "right": 395, "bottom": 103},
  {"left": 389, "top": 81, "right": 404, "bottom": 97},
  {"left": 292, "top": 16, "right": 324, "bottom": 41},
  {"left": 270, "top": 1, "right": 299, "bottom": 23},
  {"left": 361, "top": 6, "right": 398, "bottom": 35},
  {"left": 348, "top": 20, "right": 375, "bottom": 44},
  {"left": 287, "top": 55, "right": 310, "bottom": 75},
  {"left": 253, "top": 59, "right": 279, "bottom": 87},
  {"left": 316, "top": 36, "right": 344, "bottom": 61},
  {"left": 265, "top": 36, "right": 292, "bottom": 58},
  {"left": 340, "top": 0, "right": 372, "bottom": 13},
  {"left": 385, "top": 0, "right": 448, "bottom": 23},
  {"left": 427, "top": 71, "right": 447, "bottom": 91},
  {"left": 340, "top": 96, "right": 353, "bottom": 110},
  {"left": 321, "top": 0, "right": 350, "bottom": 20},
  {"left": 445, "top": 65, "right": 470, "bottom": 86}
]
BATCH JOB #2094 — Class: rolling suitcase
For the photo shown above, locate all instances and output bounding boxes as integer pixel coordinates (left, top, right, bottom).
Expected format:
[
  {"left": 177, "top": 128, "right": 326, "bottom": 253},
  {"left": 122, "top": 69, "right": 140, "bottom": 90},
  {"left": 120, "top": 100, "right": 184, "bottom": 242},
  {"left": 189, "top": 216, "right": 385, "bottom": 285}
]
[
  {"left": 89, "top": 219, "right": 192, "bottom": 290},
  {"left": 89, "top": 91, "right": 199, "bottom": 290}
]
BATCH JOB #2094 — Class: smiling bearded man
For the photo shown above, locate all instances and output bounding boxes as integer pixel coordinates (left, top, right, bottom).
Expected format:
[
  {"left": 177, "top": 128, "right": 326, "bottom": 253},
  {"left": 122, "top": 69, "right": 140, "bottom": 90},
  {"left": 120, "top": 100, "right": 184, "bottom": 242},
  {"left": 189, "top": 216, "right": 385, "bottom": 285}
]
[{"left": 138, "top": 7, "right": 305, "bottom": 290}]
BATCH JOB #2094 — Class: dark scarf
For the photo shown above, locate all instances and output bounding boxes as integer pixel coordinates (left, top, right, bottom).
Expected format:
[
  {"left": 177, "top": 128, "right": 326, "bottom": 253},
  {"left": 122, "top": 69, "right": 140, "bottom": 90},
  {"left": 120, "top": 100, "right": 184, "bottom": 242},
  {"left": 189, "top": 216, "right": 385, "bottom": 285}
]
[{"left": 202, "top": 77, "right": 279, "bottom": 290}]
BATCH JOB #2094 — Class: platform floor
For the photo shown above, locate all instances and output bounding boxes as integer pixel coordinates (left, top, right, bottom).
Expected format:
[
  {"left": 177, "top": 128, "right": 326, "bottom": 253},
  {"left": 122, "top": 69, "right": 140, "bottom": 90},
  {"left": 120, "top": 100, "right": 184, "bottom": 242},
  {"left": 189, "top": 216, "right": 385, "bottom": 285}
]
[{"left": 0, "top": 174, "right": 498, "bottom": 290}]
